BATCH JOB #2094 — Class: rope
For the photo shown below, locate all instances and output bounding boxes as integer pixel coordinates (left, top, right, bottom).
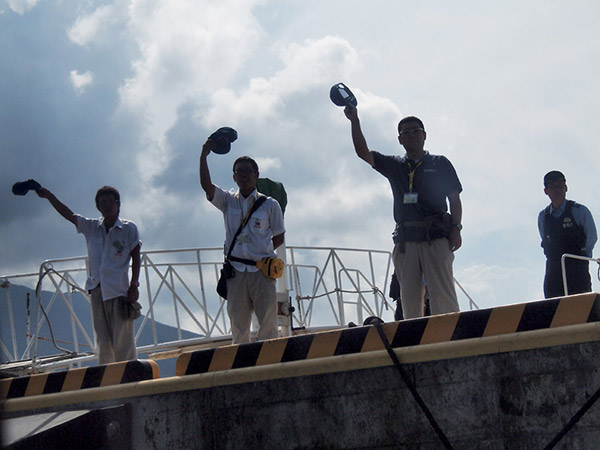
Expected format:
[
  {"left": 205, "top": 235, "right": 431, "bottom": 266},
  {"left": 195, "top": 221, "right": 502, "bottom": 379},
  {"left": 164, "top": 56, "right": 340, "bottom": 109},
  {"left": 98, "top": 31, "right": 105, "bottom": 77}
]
[
  {"left": 373, "top": 322, "right": 454, "bottom": 449},
  {"left": 542, "top": 385, "right": 600, "bottom": 449},
  {"left": 33, "top": 267, "right": 86, "bottom": 356},
  {"left": 27, "top": 334, "right": 93, "bottom": 348}
]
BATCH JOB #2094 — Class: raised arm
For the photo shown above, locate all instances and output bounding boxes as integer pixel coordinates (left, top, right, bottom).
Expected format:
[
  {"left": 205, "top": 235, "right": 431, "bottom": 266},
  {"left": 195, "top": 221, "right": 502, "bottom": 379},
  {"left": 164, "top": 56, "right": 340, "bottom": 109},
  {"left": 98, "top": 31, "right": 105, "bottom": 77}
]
[
  {"left": 344, "top": 105, "right": 375, "bottom": 167},
  {"left": 199, "top": 139, "right": 217, "bottom": 201},
  {"left": 36, "top": 187, "right": 77, "bottom": 226}
]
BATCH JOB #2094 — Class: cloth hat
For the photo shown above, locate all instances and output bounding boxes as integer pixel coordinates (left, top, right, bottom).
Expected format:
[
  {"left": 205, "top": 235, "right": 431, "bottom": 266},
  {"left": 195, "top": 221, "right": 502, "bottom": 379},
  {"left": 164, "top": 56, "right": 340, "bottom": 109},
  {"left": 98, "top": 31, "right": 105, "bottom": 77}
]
[
  {"left": 543, "top": 170, "right": 566, "bottom": 185},
  {"left": 12, "top": 179, "right": 42, "bottom": 196},
  {"left": 208, "top": 127, "right": 238, "bottom": 154},
  {"left": 329, "top": 82, "right": 358, "bottom": 107}
]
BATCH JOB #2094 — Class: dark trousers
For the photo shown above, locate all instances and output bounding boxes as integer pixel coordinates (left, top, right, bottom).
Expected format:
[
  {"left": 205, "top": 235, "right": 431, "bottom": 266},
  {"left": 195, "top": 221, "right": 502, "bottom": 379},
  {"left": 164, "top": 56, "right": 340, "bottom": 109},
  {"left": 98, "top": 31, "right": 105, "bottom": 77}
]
[{"left": 544, "top": 258, "right": 591, "bottom": 298}]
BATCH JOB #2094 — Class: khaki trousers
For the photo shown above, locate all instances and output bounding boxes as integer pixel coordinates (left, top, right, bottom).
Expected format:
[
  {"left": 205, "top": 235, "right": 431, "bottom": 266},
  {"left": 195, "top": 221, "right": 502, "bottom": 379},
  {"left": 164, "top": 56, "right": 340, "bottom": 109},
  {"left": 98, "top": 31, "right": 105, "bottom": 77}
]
[
  {"left": 226, "top": 269, "right": 278, "bottom": 344},
  {"left": 90, "top": 286, "right": 137, "bottom": 364},
  {"left": 393, "top": 238, "right": 459, "bottom": 319}
]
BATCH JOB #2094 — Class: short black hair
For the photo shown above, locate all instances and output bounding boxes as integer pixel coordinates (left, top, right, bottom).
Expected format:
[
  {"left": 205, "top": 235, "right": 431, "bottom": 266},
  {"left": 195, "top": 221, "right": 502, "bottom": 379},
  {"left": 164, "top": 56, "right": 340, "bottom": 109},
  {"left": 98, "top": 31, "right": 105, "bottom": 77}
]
[
  {"left": 543, "top": 170, "right": 566, "bottom": 186},
  {"left": 95, "top": 186, "right": 120, "bottom": 208},
  {"left": 397, "top": 116, "right": 425, "bottom": 135},
  {"left": 233, "top": 156, "right": 259, "bottom": 173}
]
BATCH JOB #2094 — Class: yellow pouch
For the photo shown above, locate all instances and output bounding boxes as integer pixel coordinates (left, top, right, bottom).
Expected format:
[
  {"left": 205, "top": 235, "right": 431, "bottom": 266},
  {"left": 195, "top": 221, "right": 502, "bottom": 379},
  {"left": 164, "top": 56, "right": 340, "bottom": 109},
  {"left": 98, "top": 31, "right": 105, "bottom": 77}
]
[{"left": 256, "top": 257, "right": 284, "bottom": 279}]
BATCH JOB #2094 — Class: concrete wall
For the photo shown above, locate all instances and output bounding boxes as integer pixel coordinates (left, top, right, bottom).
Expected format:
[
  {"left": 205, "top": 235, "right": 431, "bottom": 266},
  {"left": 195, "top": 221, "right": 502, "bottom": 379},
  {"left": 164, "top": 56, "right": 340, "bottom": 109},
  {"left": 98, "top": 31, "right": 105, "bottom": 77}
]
[
  {"left": 6, "top": 334, "right": 600, "bottom": 449},
  {"left": 125, "top": 339, "right": 600, "bottom": 449}
]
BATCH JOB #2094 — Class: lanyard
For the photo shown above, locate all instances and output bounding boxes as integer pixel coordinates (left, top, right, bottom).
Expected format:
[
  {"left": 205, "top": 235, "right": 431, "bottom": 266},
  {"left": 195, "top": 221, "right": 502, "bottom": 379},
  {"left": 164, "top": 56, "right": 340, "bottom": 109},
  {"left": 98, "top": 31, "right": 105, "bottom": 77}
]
[{"left": 407, "top": 161, "right": 422, "bottom": 192}]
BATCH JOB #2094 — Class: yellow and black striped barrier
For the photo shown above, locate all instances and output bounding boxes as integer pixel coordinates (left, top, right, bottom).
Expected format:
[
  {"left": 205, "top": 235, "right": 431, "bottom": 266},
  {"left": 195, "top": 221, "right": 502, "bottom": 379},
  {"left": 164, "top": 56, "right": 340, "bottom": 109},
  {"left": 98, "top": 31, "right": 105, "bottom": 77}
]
[
  {"left": 0, "top": 359, "right": 159, "bottom": 400},
  {"left": 176, "top": 293, "right": 600, "bottom": 376}
]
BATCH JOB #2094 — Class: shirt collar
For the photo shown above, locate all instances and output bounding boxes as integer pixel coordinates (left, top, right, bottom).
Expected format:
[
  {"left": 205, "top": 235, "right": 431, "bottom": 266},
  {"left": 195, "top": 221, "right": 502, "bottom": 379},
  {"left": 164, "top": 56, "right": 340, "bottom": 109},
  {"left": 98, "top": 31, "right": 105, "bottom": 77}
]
[
  {"left": 402, "top": 150, "right": 429, "bottom": 163},
  {"left": 97, "top": 216, "right": 123, "bottom": 230},
  {"left": 236, "top": 188, "right": 259, "bottom": 201},
  {"left": 549, "top": 199, "right": 567, "bottom": 214}
]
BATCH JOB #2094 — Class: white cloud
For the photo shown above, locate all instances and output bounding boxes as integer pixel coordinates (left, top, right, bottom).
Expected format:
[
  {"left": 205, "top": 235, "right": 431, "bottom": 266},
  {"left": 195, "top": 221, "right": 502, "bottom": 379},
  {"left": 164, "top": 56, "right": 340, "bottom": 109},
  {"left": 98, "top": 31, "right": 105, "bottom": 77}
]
[
  {"left": 3, "top": 0, "right": 39, "bottom": 14},
  {"left": 3, "top": 0, "right": 600, "bottom": 314},
  {"left": 68, "top": 4, "right": 118, "bottom": 46},
  {"left": 70, "top": 70, "right": 95, "bottom": 95}
]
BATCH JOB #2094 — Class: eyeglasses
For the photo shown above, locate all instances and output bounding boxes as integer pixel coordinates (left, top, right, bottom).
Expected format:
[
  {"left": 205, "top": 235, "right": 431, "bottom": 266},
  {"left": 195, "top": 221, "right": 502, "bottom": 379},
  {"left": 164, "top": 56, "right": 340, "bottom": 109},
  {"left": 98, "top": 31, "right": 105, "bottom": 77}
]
[{"left": 399, "top": 128, "right": 424, "bottom": 136}]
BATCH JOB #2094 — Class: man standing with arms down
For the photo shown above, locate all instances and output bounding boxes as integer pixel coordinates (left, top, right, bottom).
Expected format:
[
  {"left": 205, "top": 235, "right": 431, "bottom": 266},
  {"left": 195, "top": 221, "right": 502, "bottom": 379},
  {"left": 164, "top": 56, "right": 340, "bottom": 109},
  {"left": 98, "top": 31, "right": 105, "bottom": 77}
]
[
  {"left": 538, "top": 170, "right": 597, "bottom": 298},
  {"left": 200, "top": 139, "right": 285, "bottom": 344},
  {"left": 344, "top": 105, "right": 463, "bottom": 319},
  {"left": 36, "top": 185, "right": 141, "bottom": 364}
]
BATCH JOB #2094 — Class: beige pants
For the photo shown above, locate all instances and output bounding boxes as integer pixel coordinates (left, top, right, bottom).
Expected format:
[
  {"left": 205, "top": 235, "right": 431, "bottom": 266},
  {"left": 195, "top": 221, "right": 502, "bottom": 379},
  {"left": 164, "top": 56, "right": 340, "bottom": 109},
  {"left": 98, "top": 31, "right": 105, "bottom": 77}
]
[
  {"left": 393, "top": 238, "right": 459, "bottom": 319},
  {"left": 226, "top": 269, "right": 278, "bottom": 344},
  {"left": 90, "top": 286, "right": 137, "bottom": 364}
]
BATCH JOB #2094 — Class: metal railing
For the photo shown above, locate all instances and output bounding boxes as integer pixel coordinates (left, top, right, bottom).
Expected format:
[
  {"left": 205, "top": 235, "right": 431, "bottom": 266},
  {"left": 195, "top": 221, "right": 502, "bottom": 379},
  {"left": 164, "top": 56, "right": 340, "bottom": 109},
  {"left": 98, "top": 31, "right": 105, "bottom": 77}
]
[
  {"left": 0, "top": 245, "right": 477, "bottom": 373},
  {"left": 560, "top": 253, "right": 600, "bottom": 296}
]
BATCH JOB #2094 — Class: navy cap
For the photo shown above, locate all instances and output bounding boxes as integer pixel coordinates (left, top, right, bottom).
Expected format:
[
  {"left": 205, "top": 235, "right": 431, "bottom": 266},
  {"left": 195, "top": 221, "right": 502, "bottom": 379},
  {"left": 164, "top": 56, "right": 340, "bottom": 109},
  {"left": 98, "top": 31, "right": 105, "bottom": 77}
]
[
  {"left": 208, "top": 127, "right": 238, "bottom": 155},
  {"left": 329, "top": 83, "right": 358, "bottom": 107},
  {"left": 543, "top": 170, "right": 566, "bottom": 185},
  {"left": 12, "top": 179, "right": 42, "bottom": 196}
]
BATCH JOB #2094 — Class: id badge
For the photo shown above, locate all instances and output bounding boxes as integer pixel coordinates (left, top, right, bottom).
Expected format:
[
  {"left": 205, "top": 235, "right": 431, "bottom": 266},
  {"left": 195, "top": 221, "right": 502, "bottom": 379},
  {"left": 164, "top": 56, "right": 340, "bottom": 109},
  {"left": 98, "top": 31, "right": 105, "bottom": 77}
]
[{"left": 403, "top": 193, "right": 418, "bottom": 204}]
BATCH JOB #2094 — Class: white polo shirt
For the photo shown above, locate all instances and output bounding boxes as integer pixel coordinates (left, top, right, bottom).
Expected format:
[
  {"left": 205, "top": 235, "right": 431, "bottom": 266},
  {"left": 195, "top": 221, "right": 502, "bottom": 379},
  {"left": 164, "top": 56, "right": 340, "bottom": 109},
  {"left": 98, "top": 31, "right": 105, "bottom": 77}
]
[
  {"left": 211, "top": 187, "right": 285, "bottom": 272},
  {"left": 76, "top": 215, "right": 142, "bottom": 300}
]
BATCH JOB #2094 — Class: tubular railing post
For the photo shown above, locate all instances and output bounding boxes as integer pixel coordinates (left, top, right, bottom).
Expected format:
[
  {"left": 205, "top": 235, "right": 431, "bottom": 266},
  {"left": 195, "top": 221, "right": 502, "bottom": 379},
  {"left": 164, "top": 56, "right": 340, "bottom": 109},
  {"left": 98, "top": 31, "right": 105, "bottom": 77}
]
[
  {"left": 196, "top": 250, "right": 210, "bottom": 335},
  {"left": 6, "top": 282, "right": 18, "bottom": 360},
  {"left": 561, "top": 253, "right": 599, "bottom": 297},
  {"left": 331, "top": 249, "right": 344, "bottom": 326}
]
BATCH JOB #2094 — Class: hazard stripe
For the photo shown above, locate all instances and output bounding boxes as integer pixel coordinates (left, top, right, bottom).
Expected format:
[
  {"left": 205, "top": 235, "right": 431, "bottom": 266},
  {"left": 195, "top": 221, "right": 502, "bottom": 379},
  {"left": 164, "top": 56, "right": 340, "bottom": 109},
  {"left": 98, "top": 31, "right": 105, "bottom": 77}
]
[
  {"left": 176, "top": 293, "right": 600, "bottom": 376},
  {"left": 0, "top": 359, "right": 159, "bottom": 400}
]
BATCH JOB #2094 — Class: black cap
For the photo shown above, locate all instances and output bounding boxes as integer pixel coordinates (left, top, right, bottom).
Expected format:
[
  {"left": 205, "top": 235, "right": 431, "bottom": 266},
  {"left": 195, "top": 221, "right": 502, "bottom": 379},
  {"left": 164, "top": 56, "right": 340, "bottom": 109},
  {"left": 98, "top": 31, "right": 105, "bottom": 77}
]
[
  {"left": 329, "top": 82, "right": 358, "bottom": 107},
  {"left": 208, "top": 127, "right": 238, "bottom": 155},
  {"left": 12, "top": 179, "right": 42, "bottom": 196},
  {"left": 543, "top": 170, "right": 566, "bottom": 185}
]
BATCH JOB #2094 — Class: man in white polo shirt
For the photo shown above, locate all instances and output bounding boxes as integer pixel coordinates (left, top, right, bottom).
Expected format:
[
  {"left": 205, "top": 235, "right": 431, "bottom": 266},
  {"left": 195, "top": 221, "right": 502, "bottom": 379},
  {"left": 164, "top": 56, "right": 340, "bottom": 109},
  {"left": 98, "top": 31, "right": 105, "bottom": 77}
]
[
  {"left": 200, "top": 140, "right": 285, "bottom": 344},
  {"left": 36, "top": 185, "right": 141, "bottom": 364}
]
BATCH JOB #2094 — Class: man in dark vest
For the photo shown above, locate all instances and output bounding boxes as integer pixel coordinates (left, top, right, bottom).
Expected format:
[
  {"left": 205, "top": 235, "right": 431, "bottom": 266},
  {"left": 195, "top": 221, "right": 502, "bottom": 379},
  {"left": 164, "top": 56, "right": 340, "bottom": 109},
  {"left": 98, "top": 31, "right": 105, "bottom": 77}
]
[{"left": 538, "top": 170, "right": 597, "bottom": 298}]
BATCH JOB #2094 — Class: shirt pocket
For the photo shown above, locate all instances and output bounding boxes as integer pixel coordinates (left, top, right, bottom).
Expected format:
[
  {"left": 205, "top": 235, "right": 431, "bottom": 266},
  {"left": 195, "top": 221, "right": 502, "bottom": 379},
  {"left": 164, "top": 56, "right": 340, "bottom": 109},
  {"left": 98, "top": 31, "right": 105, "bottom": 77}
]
[
  {"left": 249, "top": 210, "right": 270, "bottom": 236},
  {"left": 110, "top": 239, "right": 129, "bottom": 261}
]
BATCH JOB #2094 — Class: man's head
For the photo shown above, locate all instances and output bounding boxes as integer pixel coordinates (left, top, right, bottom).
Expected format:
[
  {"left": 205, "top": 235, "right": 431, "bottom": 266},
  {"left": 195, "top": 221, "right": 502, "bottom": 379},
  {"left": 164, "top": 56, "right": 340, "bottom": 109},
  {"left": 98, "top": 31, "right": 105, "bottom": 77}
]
[
  {"left": 543, "top": 171, "right": 567, "bottom": 206},
  {"left": 95, "top": 186, "right": 120, "bottom": 219},
  {"left": 397, "top": 116, "right": 427, "bottom": 153},
  {"left": 233, "top": 156, "right": 259, "bottom": 197}
]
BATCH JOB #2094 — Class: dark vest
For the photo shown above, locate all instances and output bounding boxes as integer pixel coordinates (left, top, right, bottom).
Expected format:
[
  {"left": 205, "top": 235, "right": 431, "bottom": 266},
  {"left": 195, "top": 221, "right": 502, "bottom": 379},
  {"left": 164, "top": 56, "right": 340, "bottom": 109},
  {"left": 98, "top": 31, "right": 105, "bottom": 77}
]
[{"left": 542, "top": 200, "right": 586, "bottom": 260}]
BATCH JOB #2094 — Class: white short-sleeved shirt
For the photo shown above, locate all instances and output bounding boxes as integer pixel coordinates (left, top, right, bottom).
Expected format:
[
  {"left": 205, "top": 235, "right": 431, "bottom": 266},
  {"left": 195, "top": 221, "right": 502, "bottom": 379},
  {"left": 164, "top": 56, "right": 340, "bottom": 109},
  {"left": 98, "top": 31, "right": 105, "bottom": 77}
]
[
  {"left": 76, "top": 215, "right": 142, "bottom": 300},
  {"left": 211, "top": 187, "right": 285, "bottom": 272}
]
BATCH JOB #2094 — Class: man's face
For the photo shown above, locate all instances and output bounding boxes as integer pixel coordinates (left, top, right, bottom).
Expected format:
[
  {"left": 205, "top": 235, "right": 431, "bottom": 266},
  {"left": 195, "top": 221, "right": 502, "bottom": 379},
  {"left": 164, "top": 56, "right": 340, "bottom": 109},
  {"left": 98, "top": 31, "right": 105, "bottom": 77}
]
[
  {"left": 97, "top": 194, "right": 120, "bottom": 220},
  {"left": 233, "top": 161, "right": 258, "bottom": 193},
  {"left": 398, "top": 121, "right": 426, "bottom": 151},
  {"left": 544, "top": 179, "right": 568, "bottom": 204}
]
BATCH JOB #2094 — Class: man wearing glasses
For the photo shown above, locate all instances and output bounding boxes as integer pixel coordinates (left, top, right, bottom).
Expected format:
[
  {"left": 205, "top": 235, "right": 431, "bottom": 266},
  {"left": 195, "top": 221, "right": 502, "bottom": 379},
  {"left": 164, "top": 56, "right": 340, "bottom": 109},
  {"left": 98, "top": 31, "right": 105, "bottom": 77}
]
[
  {"left": 538, "top": 171, "right": 597, "bottom": 298},
  {"left": 344, "top": 105, "right": 462, "bottom": 319},
  {"left": 200, "top": 140, "right": 285, "bottom": 344}
]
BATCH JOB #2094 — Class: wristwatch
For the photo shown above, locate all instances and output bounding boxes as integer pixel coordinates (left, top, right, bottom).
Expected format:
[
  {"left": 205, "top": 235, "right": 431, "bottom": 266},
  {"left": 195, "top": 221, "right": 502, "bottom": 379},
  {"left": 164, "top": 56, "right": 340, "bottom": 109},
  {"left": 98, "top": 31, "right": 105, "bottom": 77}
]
[{"left": 453, "top": 224, "right": 463, "bottom": 231}]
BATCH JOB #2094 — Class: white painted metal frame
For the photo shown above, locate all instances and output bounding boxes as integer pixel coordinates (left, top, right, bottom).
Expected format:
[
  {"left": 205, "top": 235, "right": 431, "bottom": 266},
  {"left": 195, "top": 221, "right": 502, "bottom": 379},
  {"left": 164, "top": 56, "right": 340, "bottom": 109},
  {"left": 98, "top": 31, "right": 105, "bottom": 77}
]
[
  {"left": 560, "top": 253, "right": 600, "bottom": 296},
  {"left": 0, "top": 245, "right": 477, "bottom": 373}
]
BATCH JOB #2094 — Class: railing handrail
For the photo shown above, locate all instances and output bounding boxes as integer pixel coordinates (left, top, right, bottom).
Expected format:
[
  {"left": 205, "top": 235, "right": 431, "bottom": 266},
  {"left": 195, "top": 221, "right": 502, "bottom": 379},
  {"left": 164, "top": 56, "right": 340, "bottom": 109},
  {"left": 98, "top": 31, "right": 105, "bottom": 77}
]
[
  {"left": 560, "top": 253, "right": 600, "bottom": 296},
  {"left": 0, "top": 245, "right": 477, "bottom": 373}
]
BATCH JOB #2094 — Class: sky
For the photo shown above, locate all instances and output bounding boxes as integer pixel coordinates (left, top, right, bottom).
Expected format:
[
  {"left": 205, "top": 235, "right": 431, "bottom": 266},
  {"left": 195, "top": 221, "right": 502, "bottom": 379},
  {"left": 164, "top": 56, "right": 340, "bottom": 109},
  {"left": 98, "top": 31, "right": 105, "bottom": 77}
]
[{"left": 2, "top": 0, "right": 600, "bottom": 313}]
